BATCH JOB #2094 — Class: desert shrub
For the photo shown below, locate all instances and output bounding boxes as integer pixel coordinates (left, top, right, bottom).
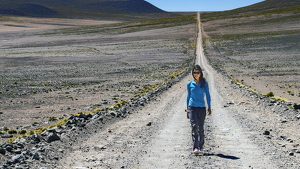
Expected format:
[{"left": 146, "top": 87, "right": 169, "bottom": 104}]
[
  {"left": 0, "top": 130, "right": 6, "bottom": 135},
  {"left": 113, "top": 99, "right": 127, "bottom": 109},
  {"left": 265, "top": 91, "right": 274, "bottom": 97},
  {"left": 48, "top": 116, "right": 58, "bottom": 121},
  {"left": 32, "top": 121, "right": 39, "bottom": 125},
  {"left": 274, "top": 96, "right": 290, "bottom": 103},
  {"left": 92, "top": 108, "right": 101, "bottom": 114},
  {"left": 93, "top": 104, "right": 102, "bottom": 107},
  {"left": 19, "top": 129, "right": 27, "bottom": 134},
  {"left": 287, "top": 91, "right": 294, "bottom": 96},
  {"left": 8, "top": 129, "right": 18, "bottom": 134},
  {"left": 49, "top": 117, "right": 68, "bottom": 129},
  {"left": 2, "top": 135, "right": 13, "bottom": 138},
  {"left": 29, "top": 130, "right": 35, "bottom": 135}
]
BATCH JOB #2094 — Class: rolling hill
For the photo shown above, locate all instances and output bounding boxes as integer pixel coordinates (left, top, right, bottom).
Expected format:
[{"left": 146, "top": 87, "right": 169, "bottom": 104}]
[
  {"left": 201, "top": 0, "right": 300, "bottom": 22},
  {"left": 0, "top": 0, "right": 178, "bottom": 20}
]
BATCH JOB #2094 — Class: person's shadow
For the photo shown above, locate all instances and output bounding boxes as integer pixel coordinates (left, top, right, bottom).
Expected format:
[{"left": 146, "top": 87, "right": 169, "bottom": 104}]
[{"left": 202, "top": 153, "right": 240, "bottom": 160}]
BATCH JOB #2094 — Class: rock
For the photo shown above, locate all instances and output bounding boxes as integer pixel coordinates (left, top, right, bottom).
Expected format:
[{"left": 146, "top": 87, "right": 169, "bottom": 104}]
[
  {"left": 281, "top": 120, "right": 288, "bottom": 123},
  {"left": 37, "top": 147, "right": 45, "bottom": 152},
  {"left": 110, "top": 112, "right": 116, "bottom": 116},
  {"left": 293, "top": 144, "right": 299, "bottom": 147},
  {"left": 146, "top": 122, "right": 152, "bottom": 126},
  {"left": 278, "top": 136, "right": 286, "bottom": 140},
  {"left": 16, "top": 143, "right": 24, "bottom": 149},
  {"left": 77, "top": 122, "right": 86, "bottom": 127},
  {"left": 86, "top": 113, "right": 93, "bottom": 119},
  {"left": 22, "top": 150, "right": 33, "bottom": 157},
  {"left": 47, "top": 127, "right": 58, "bottom": 133},
  {"left": 289, "top": 152, "right": 294, "bottom": 156},
  {"left": 116, "top": 112, "right": 122, "bottom": 118},
  {"left": 91, "top": 114, "right": 99, "bottom": 120},
  {"left": 11, "top": 155, "right": 24, "bottom": 164},
  {"left": 64, "top": 114, "right": 72, "bottom": 117},
  {"left": 22, "top": 125, "right": 31, "bottom": 129},
  {"left": 28, "top": 133, "right": 43, "bottom": 143},
  {"left": 0, "top": 148, "right": 5, "bottom": 155},
  {"left": 13, "top": 138, "right": 26, "bottom": 143},
  {"left": 263, "top": 131, "right": 270, "bottom": 135},
  {"left": 5, "top": 146, "right": 13, "bottom": 152},
  {"left": 41, "top": 130, "right": 49, "bottom": 136},
  {"left": 294, "top": 104, "right": 300, "bottom": 110},
  {"left": 46, "top": 133, "right": 60, "bottom": 143},
  {"left": 121, "top": 108, "right": 127, "bottom": 114},
  {"left": 14, "top": 150, "right": 22, "bottom": 154},
  {"left": 295, "top": 150, "right": 300, "bottom": 153},
  {"left": 94, "top": 145, "right": 107, "bottom": 151},
  {"left": 78, "top": 114, "right": 87, "bottom": 119},
  {"left": 2, "top": 143, "right": 12, "bottom": 148},
  {"left": 4, "top": 161, "right": 13, "bottom": 166},
  {"left": 32, "top": 153, "right": 40, "bottom": 160},
  {"left": 58, "top": 149, "right": 64, "bottom": 153}
]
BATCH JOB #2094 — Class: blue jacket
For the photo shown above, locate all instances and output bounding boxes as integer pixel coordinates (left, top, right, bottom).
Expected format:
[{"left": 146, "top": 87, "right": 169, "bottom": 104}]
[{"left": 187, "top": 80, "right": 211, "bottom": 108}]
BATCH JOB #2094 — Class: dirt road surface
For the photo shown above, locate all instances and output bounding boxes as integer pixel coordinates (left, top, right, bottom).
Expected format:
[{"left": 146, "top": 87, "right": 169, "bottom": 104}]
[{"left": 56, "top": 13, "right": 299, "bottom": 168}]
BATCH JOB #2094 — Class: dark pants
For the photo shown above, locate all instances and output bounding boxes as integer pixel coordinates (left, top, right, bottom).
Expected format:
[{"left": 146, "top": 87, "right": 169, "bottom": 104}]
[{"left": 188, "top": 106, "right": 206, "bottom": 150}]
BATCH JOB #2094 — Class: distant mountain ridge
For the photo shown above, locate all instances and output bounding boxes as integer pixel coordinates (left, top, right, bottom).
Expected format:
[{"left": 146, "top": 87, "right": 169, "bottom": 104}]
[
  {"left": 0, "top": 0, "right": 175, "bottom": 20},
  {"left": 233, "top": 0, "right": 300, "bottom": 13},
  {"left": 0, "top": 2, "right": 57, "bottom": 17}
]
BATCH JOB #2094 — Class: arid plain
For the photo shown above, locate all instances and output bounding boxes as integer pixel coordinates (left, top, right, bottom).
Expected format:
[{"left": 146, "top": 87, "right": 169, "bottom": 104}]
[
  {"left": 1, "top": 9, "right": 300, "bottom": 168},
  {"left": 202, "top": 12, "right": 300, "bottom": 105},
  {"left": 0, "top": 15, "right": 196, "bottom": 143}
]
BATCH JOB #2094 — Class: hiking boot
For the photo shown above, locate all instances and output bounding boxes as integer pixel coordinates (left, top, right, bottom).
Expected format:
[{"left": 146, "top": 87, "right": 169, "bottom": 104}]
[{"left": 193, "top": 148, "right": 200, "bottom": 155}]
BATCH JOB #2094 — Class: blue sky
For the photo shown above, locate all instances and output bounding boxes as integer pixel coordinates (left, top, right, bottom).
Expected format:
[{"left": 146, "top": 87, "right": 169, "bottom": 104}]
[{"left": 144, "top": 0, "right": 264, "bottom": 12}]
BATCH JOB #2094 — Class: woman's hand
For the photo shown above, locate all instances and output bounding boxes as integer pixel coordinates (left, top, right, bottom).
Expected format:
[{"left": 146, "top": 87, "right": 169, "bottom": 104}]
[
  {"left": 208, "top": 107, "right": 212, "bottom": 115},
  {"left": 185, "top": 109, "right": 189, "bottom": 119}
]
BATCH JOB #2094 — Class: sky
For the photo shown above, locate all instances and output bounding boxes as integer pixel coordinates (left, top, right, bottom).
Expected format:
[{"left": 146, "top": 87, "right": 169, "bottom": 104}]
[{"left": 144, "top": 0, "right": 265, "bottom": 12}]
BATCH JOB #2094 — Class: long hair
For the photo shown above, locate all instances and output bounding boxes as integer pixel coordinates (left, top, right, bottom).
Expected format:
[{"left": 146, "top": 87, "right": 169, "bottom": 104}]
[{"left": 192, "top": 65, "right": 206, "bottom": 88}]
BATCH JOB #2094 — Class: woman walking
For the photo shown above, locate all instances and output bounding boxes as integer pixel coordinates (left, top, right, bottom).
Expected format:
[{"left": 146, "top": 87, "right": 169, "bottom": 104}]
[{"left": 186, "top": 65, "right": 211, "bottom": 155}]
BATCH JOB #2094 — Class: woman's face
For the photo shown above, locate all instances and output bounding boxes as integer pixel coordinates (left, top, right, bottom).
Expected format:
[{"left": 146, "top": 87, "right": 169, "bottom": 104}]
[{"left": 193, "top": 69, "right": 201, "bottom": 80}]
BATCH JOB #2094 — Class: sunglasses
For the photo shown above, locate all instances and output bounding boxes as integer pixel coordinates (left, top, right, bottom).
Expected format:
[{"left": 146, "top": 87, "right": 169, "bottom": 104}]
[{"left": 193, "top": 72, "right": 200, "bottom": 74}]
